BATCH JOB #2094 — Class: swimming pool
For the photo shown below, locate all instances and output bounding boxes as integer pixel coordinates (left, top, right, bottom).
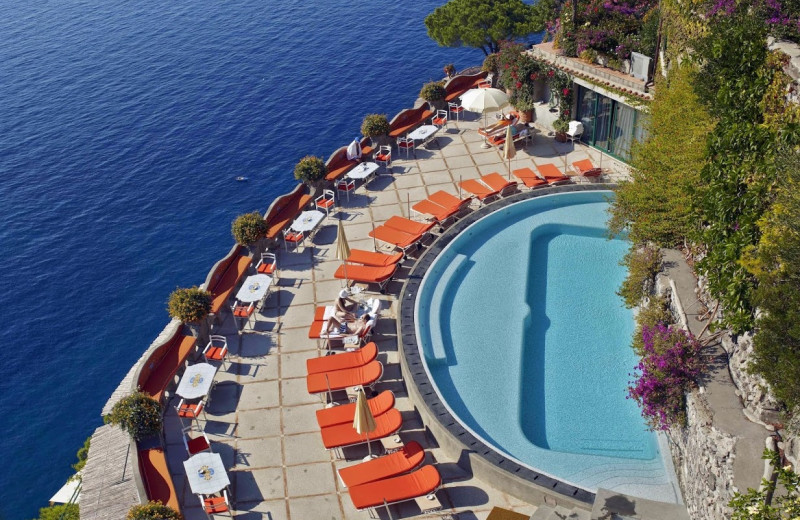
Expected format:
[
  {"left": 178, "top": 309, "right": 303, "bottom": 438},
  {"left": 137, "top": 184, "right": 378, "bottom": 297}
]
[{"left": 415, "top": 190, "right": 681, "bottom": 502}]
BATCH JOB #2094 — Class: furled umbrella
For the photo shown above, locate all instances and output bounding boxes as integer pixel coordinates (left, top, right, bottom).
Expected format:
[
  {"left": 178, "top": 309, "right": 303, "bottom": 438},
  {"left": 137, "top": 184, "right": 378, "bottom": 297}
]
[
  {"left": 346, "top": 137, "right": 362, "bottom": 161},
  {"left": 504, "top": 124, "right": 516, "bottom": 179},
  {"left": 336, "top": 217, "right": 351, "bottom": 286},
  {"left": 353, "top": 387, "right": 377, "bottom": 460},
  {"left": 459, "top": 87, "right": 510, "bottom": 148}
]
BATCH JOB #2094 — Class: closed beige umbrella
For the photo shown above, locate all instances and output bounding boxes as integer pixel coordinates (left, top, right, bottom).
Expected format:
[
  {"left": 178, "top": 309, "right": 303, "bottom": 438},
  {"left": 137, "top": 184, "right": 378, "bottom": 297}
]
[
  {"left": 353, "top": 387, "right": 377, "bottom": 460},
  {"left": 504, "top": 124, "right": 516, "bottom": 179},
  {"left": 336, "top": 217, "right": 351, "bottom": 285}
]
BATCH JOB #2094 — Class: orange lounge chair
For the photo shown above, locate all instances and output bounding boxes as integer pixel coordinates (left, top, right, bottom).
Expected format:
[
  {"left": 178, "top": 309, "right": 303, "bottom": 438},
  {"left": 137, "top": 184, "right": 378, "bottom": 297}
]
[
  {"left": 411, "top": 199, "right": 460, "bottom": 224},
  {"left": 428, "top": 190, "right": 472, "bottom": 212},
  {"left": 481, "top": 172, "right": 517, "bottom": 195},
  {"left": 535, "top": 163, "right": 571, "bottom": 185},
  {"left": 477, "top": 117, "right": 514, "bottom": 137},
  {"left": 369, "top": 225, "right": 425, "bottom": 253},
  {"left": 572, "top": 159, "right": 603, "bottom": 177},
  {"left": 316, "top": 389, "right": 395, "bottom": 428},
  {"left": 347, "top": 249, "right": 403, "bottom": 267},
  {"left": 384, "top": 216, "right": 435, "bottom": 236},
  {"left": 512, "top": 167, "right": 548, "bottom": 189},
  {"left": 320, "top": 408, "right": 402, "bottom": 449},
  {"left": 459, "top": 178, "right": 500, "bottom": 203},
  {"left": 338, "top": 440, "right": 425, "bottom": 488},
  {"left": 308, "top": 306, "right": 327, "bottom": 338},
  {"left": 348, "top": 465, "right": 442, "bottom": 511},
  {"left": 306, "top": 360, "right": 384, "bottom": 394},
  {"left": 334, "top": 263, "right": 398, "bottom": 292},
  {"left": 306, "top": 341, "right": 379, "bottom": 375}
]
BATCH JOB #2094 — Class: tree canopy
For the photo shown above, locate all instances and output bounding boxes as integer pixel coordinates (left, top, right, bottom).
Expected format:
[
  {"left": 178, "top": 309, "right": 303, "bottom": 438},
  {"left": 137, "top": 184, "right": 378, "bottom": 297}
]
[{"left": 425, "top": 0, "right": 545, "bottom": 55}]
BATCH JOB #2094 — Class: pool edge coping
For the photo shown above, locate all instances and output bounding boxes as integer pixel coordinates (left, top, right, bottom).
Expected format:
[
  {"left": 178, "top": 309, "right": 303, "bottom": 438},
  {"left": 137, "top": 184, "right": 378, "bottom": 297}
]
[{"left": 399, "top": 183, "right": 619, "bottom": 510}]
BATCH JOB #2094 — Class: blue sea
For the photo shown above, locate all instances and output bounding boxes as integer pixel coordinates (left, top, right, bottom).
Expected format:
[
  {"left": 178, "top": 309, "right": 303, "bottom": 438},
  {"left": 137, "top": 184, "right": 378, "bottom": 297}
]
[{"left": 0, "top": 1, "right": 527, "bottom": 517}]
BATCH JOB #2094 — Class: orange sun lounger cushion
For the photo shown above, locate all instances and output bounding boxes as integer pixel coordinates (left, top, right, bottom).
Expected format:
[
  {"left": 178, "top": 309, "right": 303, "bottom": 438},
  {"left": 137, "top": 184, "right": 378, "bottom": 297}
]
[
  {"left": 369, "top": 225, "right": 423, "bottom": 250},
  {"left": 334, "top": 263, "right": 398, "bottom": 284},
  {"left": 459, "top": 178, "right": 499, "bottom": 201},
  {"left": 315, "top": 389, "right": 395, "bottom": 429},
  {"left": 572, "top": 159, "right": 602, "bottom": 177},
  {"left": 348, "top": 465, "right": 442, "bottom": 510},
  {"left": 512, "top": 168, "right": 548, "bottom": 188},
  {"left": 412, "top": 199, "right": 459, "bottom": 222},
  {"left": 384, "top": 216, "right": 435, "bottom": 236},
  {"left": 481, "top": 172, "right": 517, "bottom": 193},
  {"left": 306, "top": 342, "right": 379, "bottom": 375},
  {"left": 536, "top": 163, "right": 571, "bottom": 184},
  {"left": 428, "top": 190, "right": 471, "bottom": 211},
  {"left": 338, "top": 440, "right": 425, "bottom": 488},
  {"left": 347, "top": 249, "right": 404, "bottom": 267},
  {"left": 306, "top": 360, "right": 383, "bottom": 394},
  {"left": 320, "top": 408, "right": 402, "bottom": 449}
]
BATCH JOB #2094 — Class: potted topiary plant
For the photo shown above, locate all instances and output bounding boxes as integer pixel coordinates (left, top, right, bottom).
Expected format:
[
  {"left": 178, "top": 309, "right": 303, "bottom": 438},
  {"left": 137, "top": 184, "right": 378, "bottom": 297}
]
[
  {"left": 105, "top": 391, "right": 163, "bottom": 441},
  {"left": 231, "top": 211, "right": 267, "bottom": 250},
  {"left": 360, "top": 114, "right": 390, "bottom": 148},
  {"left": 482, "top": 53, "right": 500, "bottom": 79},
  {"left": 419, "top": 81, "right": 447, "bottom": 110},
  {"left": 553, "top": 118, "right": 570, "bottom": 142},
  {"left": 293, "top": 155, "right": 326, "bottom": 186},
  {"left": 127, "top": 501, "right": 183, "bottom": 520},
  {"left": 443, "top": 63, "right": 456, "bottom": 78},
  {"left": 167, "top": 286, "right": 212, "bottom": 324}
]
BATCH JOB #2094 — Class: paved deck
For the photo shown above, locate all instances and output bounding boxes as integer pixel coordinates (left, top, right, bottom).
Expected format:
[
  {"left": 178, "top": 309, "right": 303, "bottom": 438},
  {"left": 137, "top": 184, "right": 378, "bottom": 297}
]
[{"left": 162, "top": 115, "right": 630, "bottom": 520}]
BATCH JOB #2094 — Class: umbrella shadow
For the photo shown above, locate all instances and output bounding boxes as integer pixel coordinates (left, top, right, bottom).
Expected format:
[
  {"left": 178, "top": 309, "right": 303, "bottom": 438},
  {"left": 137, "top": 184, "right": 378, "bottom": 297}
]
[{"left": 366, "top": 175, "right": 395, "bottom": 192}]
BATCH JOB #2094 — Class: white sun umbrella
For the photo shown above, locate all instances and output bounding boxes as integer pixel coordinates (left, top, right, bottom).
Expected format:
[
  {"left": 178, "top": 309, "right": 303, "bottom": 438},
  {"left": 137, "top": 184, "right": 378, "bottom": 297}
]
[
  {"left": 336, "top": 217, "right": 351, "bottom": 286},
  {"left": 346, "top": 137, "right": 362, "bottom": 161},
  {"left": 460, "top": 87, "right": 510, "bottom": 148},
  {"left": 353, "top": 387, "right": 377, "bottom": 460},
  {"left": 504, "top": 124, "right": 516, "bottom": 179}
]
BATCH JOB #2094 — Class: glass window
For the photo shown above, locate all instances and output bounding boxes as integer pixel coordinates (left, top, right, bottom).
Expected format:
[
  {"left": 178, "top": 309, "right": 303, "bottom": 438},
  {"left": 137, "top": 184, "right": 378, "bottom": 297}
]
[
  {"left": 577, "top": 87, "right": 596, "bottom": 144},
  {"left": 611, "top": 103, "right": 636, "bottom": 159}
]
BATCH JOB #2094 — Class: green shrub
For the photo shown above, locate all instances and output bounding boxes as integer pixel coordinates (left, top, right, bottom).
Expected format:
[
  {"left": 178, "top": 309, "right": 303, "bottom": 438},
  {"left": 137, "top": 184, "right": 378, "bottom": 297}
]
[
  {"left": 482, "top": 53, "right": 500, "bottom": 74},
  {"left": 579, "top": 49, "right": 598, "bottom": 62},
  {"left": 105, "top": 392, "right": 162, "bottom": 441},
  {"left": 72, "top": 436, "right": 91, "bottom": 474},
  {"left": 293, "top": 155, "right": 326, "bottom": 183},
  {"left": 419, "top": 81, "right": 447, "bottom": 102},
  {"left": 231, "top": 211, "right": 267, "bottom": 246},
  {"left": 167, "top": 286, "right": 211, "bottom": 323},
  {"left": 631, "top": 294, "right": 674, "bottom": 356},
  {"left": 618, "top": 245, "right": 663, "bottom": 309},
  {"left": 552, "top": 118, "right": 569, "bottom": 133},
  {"left": 360, "top": 114, "right": 390, "bottom": 138},
  {"left": 127, "top": 502, "right": 183, "bottom": 520},
  {"left": 31, "top": 504, "right": 79, "bottom": 520}
]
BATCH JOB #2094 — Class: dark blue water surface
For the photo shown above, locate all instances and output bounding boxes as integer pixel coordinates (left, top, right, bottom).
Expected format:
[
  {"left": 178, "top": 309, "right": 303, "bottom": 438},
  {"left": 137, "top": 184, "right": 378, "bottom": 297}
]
[{"left": 0, "top": 1, "right": 491, "bottom": 517}]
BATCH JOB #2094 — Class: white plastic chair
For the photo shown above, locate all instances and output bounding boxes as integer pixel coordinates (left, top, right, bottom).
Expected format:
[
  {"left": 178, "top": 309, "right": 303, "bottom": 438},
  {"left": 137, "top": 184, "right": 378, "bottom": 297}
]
[
  {"left": 397, "top": 136, "right": 415, "bottom": 158},
  {"left": 432, "top": 109, "right": 448, "bottom": 130},
  {"left": 256, "top": 251, "right": 277, "bottom": 278},
  {"left": 566, "top": 121, "right": 584, "bottom": 144},
  {"left": 375, "top": 145, "right": 392, "bottom": 171}
]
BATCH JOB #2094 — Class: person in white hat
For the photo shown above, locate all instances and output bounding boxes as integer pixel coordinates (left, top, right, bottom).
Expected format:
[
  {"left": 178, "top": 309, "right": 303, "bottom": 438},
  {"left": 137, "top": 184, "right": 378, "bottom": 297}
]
[{"left": 335, "top": 289, "right": 358, "bottom": 320}]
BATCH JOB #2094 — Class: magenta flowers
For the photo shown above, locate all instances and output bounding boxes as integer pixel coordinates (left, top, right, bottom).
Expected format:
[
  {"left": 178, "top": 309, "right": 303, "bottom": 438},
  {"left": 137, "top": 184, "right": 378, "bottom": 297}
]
[{"left": 627, "top": 323, "right": 704, "bottom": 431}]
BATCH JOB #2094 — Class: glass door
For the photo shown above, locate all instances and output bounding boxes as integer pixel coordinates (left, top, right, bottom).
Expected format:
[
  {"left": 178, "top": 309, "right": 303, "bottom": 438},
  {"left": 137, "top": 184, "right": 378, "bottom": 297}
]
[
  {"left": 593, "top": 96, "right": 613, "bottom": 151},
  {"left": 611, "top": 103, "right": 635, "bottom": 160},
  {"left": 577, "top": 87, "right": 596, "bottom": 145}
]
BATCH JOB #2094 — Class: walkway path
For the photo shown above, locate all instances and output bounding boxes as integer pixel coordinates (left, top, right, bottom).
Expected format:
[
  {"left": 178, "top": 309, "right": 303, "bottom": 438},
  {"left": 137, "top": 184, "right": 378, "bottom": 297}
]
[{"left": 158, "top": 116, "right": 629, "bottom": 520}]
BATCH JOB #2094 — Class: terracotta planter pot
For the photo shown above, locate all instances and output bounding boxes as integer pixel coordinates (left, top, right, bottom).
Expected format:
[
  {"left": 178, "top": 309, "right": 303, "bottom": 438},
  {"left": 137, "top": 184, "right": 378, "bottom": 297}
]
[
  {"left": 554, "top": 132, "right": 568, "bottom": 143},
  {"left": 517, "top": 109, "right": 534, "bottom": 124}
]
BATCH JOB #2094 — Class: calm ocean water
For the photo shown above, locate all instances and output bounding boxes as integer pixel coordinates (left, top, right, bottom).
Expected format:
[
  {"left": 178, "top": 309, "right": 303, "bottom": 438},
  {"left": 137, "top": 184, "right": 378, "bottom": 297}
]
[{"left": 0, "top": 1, "right": 542, "bottom": 517}]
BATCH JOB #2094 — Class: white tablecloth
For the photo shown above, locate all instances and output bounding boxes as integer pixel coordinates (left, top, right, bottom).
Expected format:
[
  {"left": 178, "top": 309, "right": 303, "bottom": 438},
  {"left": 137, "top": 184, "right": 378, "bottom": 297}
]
[
  {"left": 183, "top": 452, "right": 230, "bottom": 495},
  {"left": 176, "top": 362, "right": 218, "bottom": 400},
  {"left": 235, "top": 274, "right": 272, "bottom": 303},
  {"left": 290, "top": 210, "right": 325, "bottom": 233},
  {"left": 408, "top": 125, "right": 439, "bottom": 141},
  {"left": 347, "top": 162, "right": 379, "bottom": 180}
]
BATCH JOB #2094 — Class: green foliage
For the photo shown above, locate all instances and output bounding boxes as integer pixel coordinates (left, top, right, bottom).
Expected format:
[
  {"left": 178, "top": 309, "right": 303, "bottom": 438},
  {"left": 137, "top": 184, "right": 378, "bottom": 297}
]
[
  {"left": 618, "top": 245, "right": 663, "bottom": 309},
  {"left": 361, "top": 114, "right": 390, "bottom": 138},
  {"left": 609, "top": 62, "right": 714, "bottom": 247},
  {"left": 127, "top": 502, "right": 183, "bottom": 520},
  {"left": 631, "top": 295, "right": 675, "bottom": 356},
  {"left": 72, "top": 436, "right": 91, "bottom": 474},
  {"left": 482, "top": 53, "right": 500, "bottom": 74},
  {"left": 425, "top": 0, "right": 543, "bottom": 56},
  {"left": 105, "top": 391, "right": 162, "bottom": 441},
  {"left": 730, "top": 449, "right": 800, "bottom": 519},
  {"left": 293, "top": 155, "right": 326, "bottom": 183},
  {"left": 552, "top": 118, "right": 569, "bottom": 133},
  {"left": 31, "top": 504, "right": 79, "bottom": 520},
  {"left": 579, "top": 48, "right": 598, "bottom": 62},
  {"left": 167, "top": 286, "right": 211, "bottom": 323},
  {"left": 419, "top": 81, "right": 447, "bottom": 102},
  {"left": 497, "top": 42, "right": 541, "bottom": 111},
  {"left": 747, "top": 151, "right": 800, "bottom": 409},
  {"left": 231, "top": 211, "right": 267, "bottom": 246}
]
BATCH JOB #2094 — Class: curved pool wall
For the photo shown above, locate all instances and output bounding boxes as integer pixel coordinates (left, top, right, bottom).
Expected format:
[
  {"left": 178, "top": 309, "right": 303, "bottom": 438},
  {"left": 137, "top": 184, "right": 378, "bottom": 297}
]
[{"left": 398, "top": 184, "right": 682, "bottom": 509}]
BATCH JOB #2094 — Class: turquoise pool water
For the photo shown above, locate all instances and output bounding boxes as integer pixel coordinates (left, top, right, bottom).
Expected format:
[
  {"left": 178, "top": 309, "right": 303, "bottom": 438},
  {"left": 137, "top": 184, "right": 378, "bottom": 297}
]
[{"left": 416, "top": 191, "right": 681, "bottom": 502}]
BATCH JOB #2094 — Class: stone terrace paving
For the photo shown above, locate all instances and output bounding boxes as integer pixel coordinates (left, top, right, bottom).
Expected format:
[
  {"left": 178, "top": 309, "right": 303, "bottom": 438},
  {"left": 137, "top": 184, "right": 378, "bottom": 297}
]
[{"left": 162, "top": 115, "right": 630, "bottom": 520}]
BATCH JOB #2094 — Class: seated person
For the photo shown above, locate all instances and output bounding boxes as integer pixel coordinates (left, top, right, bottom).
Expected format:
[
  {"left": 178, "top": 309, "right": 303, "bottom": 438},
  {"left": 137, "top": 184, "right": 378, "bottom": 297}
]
[
  {"left": 325, "top": 313, "right": 372, "bottom": 337},
  {"left": 335, "top": 289, "right": 358, "bottom": 320}
]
